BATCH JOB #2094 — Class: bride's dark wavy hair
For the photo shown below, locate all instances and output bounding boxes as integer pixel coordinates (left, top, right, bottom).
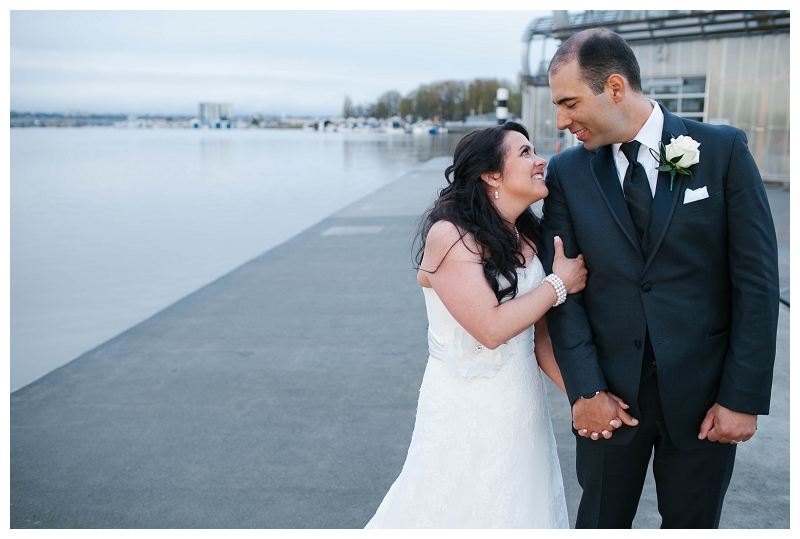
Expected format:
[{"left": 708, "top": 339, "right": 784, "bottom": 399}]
[{"left": 414, "top": 121, "right": 542, "bottom": 303}]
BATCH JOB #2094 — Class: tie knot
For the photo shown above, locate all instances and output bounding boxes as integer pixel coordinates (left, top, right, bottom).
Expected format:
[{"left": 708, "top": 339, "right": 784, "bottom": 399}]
[{"left": 621, "top": 140, "right": 641, "bottom": 163}]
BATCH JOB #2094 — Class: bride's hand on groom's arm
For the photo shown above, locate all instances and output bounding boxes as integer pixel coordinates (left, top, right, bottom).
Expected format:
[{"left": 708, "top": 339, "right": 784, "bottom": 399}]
[
  {"left": 551, "top": 236, "right": 587, "bottom": 294},
  {"left": 572, "top": 391, "right": 639, "bottom": 440}
]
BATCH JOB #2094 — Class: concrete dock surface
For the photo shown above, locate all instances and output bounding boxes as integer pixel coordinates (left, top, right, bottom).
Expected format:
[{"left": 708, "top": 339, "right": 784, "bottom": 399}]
[{"left": 10, "top": 156, "right": 789, "bottom": 529}]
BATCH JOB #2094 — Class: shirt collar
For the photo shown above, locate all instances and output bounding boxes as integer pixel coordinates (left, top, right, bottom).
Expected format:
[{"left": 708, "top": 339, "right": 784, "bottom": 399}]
[{"left": 612, "top": 100, "right": 664, "bottom": 157}]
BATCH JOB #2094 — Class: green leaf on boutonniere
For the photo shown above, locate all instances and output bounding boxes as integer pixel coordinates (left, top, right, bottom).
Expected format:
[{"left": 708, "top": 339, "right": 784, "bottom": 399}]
[{"left": 650, "top": 142, "right": 695, "bottom": 191}]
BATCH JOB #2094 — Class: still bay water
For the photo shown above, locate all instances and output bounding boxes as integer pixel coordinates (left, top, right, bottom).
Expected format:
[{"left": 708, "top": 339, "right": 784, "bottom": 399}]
[{"left": 10, "top": 128, "right": 460, "bottom": 391}]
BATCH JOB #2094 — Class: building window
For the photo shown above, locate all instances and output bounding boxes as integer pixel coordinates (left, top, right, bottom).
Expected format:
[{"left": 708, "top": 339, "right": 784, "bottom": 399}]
[{"left": 642, "top": 76, "right": 707, "bottom": 121}]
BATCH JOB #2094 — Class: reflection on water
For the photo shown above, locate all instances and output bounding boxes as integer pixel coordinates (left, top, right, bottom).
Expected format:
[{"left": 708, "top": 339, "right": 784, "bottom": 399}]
[
  {"left": 199, "top": 137, "right": 236, "bottom": 163},
  {"left": 10, "top": 128, "right": 461, "bottom": 391}
]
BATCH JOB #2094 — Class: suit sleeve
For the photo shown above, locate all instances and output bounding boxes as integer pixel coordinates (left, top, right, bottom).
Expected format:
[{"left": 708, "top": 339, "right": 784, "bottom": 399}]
[
  {"left": 716, "top": 129, "right": 780, "bottom": 415},
  {"left": 540, "top": 155, "right": 607, "bottom": 404}
]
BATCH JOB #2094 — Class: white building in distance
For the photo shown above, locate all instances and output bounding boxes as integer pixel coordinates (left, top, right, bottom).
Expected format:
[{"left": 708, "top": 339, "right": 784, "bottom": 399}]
[{"left": 199, "top": 103, "right": 234, "bottom": 125}]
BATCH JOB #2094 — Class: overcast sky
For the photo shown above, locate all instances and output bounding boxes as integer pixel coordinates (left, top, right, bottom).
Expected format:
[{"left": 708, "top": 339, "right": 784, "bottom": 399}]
[{"left": 10, "top": 9, "right": 554, "bottom": 117}]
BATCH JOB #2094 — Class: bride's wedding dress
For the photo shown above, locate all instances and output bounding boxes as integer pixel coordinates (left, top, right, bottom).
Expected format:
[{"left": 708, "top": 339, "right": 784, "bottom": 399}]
[{"left": 366, "top": 255, "right": 569, "bottom": 528}]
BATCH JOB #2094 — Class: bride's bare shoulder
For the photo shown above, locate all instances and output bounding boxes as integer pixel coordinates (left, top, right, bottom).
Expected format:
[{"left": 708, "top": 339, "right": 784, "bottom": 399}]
[
  {"left": 427, "top": 220, "right": 475, "bottom": 247},
  {"left": 423, "top": 221, "right": 481, "bottom": 263},
  {"left": 418, "top": 221, "right": 480, "bottom": 287}
]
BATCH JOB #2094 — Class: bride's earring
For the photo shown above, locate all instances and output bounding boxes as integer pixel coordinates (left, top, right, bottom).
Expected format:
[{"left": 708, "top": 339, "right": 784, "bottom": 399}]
[{"left": 494, "top": 189, "right": 499, "bottom": 199}]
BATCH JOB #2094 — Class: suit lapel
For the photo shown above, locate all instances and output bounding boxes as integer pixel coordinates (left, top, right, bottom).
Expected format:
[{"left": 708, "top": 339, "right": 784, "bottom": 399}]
[
  {"left": 643, "top": 108, "right": 689, "bottom": 269},
  {"left": 589, "top": 145, "right": 641, "bottom": 255}
]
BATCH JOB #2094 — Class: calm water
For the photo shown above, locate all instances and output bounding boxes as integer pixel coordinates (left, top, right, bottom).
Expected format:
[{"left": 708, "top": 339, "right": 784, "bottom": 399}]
[{"left": 10, "top": 128, "right": 460, "bottom": 391}]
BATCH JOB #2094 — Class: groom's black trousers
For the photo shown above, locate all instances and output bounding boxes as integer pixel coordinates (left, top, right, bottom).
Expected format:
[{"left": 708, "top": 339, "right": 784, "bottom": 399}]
[{"left": 574, "top": 339, "right": 737, "bottom": 529}]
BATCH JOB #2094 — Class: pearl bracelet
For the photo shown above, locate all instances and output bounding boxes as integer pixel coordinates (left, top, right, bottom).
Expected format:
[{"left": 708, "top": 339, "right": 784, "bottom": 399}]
[{"left": 543, "top": 273, "right": 567, "bottom": 307}]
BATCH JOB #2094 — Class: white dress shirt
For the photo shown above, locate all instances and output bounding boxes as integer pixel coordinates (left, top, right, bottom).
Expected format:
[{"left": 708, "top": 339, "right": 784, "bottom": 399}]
[{"left": 612, "top": 100, "right": 664, "bottom": 197}]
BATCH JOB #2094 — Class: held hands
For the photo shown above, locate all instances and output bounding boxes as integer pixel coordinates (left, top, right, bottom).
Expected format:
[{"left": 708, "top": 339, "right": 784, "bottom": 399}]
[
  {"left": 698, "top": 402, "right": 757, "bottom": 444},
  {"left": 573, "top": 391, "right": 639, "bottom": 440},
  {"left": 552, "top": 236, "right": 587, "bottom": 294}
]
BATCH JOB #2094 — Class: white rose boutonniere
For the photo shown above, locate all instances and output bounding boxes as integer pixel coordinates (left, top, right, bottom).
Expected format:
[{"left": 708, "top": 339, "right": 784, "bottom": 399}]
[{"left": 650, "top": 135, "right": 700, "bottom": 191}]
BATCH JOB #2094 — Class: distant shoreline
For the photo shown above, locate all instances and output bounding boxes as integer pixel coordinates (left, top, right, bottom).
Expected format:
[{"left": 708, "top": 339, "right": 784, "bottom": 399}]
[{"left": 10, "top": 112, "right": 507, "bottom": 133}]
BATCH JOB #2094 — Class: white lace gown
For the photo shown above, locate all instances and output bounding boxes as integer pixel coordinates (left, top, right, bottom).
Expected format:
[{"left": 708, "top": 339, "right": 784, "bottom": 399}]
[{"left": 366, "top": 256, "right": 569, "bottom": 528}]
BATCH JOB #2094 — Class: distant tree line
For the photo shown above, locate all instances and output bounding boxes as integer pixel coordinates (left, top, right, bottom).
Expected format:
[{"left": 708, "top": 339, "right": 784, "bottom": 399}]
[{"left": 343, "top": 78, "right": 522, "bottom": 122}]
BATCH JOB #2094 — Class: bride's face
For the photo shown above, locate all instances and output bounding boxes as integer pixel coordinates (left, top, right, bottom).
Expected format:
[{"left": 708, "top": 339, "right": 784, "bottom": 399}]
[{"left": 496, "top": 130, "right": 548, "bottom": 205}]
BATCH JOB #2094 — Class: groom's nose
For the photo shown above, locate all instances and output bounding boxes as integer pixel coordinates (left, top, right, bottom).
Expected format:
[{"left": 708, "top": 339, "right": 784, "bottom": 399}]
[{"left": 556, "top": 108, "right": 571, "bottom": 131}]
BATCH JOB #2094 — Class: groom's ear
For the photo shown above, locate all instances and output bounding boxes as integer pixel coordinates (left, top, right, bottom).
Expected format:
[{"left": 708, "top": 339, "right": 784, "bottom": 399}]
[{"left": 606, "top": 74, "right": 626, "bottom": 104}]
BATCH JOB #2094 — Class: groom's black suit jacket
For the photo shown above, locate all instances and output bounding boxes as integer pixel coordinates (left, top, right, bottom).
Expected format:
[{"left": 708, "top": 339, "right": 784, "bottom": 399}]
[{"left": 540, "top": 106, "right": 779, "bottom": 451}]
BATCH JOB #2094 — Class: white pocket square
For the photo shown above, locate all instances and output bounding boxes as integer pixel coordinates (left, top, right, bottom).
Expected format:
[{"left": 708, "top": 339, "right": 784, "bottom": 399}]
[{"left": 683, "top": 186, "right": 709, "bottom": 204}]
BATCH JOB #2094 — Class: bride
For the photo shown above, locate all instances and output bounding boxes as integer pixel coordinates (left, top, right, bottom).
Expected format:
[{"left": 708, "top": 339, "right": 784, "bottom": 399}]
[{"left": 366, "top": 122, "right": 591, "bottom": 528}]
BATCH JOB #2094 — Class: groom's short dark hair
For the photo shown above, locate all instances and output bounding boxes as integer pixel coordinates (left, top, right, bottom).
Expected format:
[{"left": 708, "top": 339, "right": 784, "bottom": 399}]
[{"left": 549, "top": 27, "right": 642, "bottom": 95}]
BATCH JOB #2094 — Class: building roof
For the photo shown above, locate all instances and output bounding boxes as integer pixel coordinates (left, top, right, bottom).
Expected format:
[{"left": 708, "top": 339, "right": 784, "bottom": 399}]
[
  {"left": 523, "top": 10, "right": 789, "bottom": 44},
  {"left": 521, "top": 10, "right": 789, "bottom": 85}
]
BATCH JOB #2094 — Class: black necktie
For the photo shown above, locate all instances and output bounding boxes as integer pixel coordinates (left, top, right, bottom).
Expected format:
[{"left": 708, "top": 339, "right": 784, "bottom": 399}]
[{"left": 621, "top": 140, "right": 652, "bottom": 243}]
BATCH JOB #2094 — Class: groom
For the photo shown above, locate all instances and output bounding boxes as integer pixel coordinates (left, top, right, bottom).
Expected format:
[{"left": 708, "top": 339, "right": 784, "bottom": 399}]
[{"left": 540, "top": 28, "right": 779, "bottom": 528}]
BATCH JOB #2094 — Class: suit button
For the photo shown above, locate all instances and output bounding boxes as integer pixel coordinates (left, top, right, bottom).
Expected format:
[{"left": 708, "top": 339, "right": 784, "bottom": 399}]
[
  {"left": 635, "top": 340, "right": 642, "bottom": 349},
  {"left": 642, "top": 283, "right": 652, "bottom": 292}
]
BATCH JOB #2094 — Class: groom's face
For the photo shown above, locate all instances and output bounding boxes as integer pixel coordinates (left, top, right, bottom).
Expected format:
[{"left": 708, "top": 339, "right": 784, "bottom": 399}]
[{"left": 549, "top": 60, "right": 621, "bottom": 151}]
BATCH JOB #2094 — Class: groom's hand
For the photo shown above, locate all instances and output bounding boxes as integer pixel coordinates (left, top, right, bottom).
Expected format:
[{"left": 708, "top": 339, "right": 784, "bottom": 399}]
[
  {"left": 572, "top": 391, "right": 638, "bottom": 440},
  {"left": 698, "top": 402, "right": 757, "bottom": 444}
]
